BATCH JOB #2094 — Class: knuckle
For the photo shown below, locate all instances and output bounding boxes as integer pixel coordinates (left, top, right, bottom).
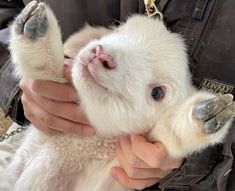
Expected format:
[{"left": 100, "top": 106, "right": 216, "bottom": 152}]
[
  {"left": 71, "top": 106, "right": 81, "bottom": 121},
  {"left": 42, "top": 114, "right": 54, "bottom": 126},
  {"left": 21, "top": 95, "right": 34, "bottom": 120},
  {"left": 31, "top": 80, "right": 42, "bottom": 93},
  {"left": 44, "top": 98, "right": 56, "bottom": 113},
  {"left": 67, "top": 87, "right": 78, "bottom": 101},
  {"left": 21, "top": 95, "right": 30, "bottom": 111},
  {"left": 21, "top": 94, "right": 27, "bottom": 105},
  {"left": 67, "top": 124, "right": 79, "bottom": 134},
  {"left": 19, "top": 79, "right": 28, "bottom": 91}
]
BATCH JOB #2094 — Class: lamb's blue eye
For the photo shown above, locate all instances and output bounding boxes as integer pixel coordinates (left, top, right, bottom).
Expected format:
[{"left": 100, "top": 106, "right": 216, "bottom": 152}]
[{"left": 151, "top": 86, "right": 164, "bottom": 101}]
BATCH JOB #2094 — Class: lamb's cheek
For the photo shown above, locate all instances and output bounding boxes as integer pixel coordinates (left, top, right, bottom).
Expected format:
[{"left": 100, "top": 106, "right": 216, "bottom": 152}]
[{"left": 71, "top": 62, "right": 83, "bottom": 86}]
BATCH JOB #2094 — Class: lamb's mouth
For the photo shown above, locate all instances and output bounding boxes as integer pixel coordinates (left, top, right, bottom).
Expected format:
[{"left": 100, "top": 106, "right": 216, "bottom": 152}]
[{"left": 80, "top": 61, "right": 108, "bottom": 91}]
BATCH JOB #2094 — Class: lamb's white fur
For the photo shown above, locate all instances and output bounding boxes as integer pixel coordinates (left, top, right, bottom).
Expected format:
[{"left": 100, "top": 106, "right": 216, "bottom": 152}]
[{"left": 0, "top": 2, "right": 233, "bottom": 191}]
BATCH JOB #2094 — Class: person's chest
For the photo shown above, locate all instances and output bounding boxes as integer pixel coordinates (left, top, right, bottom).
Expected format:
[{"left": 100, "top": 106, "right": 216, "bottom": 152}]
[{"left": 163, "top": 0, "right": 235, "bottom": 95}]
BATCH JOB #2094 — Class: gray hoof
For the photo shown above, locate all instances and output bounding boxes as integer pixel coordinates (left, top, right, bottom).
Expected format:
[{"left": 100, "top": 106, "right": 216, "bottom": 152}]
[
  {"left": 193, "top": 94, "right": 235, "bottom": 134},
  {"left": 14, "top": 1, "right": 48, "bottom": 40}
]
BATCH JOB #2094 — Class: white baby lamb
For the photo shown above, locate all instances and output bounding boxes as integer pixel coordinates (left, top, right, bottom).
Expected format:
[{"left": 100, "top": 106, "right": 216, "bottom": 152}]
[{"left": 1, "top": 1, "right": 234, "bottom": 191}]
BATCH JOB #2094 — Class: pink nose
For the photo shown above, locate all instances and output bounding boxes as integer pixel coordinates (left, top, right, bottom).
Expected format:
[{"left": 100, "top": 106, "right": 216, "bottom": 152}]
[{"left": 95, "top": 45, "right": 116, "bottom": 69}]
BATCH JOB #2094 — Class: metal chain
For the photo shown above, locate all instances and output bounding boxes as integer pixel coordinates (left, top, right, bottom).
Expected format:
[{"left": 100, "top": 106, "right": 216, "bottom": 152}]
[
  {"left": 143, "top": 0, "right": 163, "bottom": 19},
  {"left": 0, "top": 126, "right": 27, "bottom": 142}
]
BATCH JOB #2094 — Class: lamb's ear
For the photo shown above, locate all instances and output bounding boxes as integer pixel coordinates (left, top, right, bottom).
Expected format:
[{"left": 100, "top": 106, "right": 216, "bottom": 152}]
[{"left": 64, "top": 25, "right": 112, "bottom": 59}]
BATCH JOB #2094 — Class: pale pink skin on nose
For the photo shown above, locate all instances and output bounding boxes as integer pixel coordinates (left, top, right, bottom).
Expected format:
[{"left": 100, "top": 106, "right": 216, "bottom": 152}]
[
  {"left": 77, "top": 45, "right": 116, "bottom": 86},
  {"left": 95, "top": 45, "right": 116, "bottom": 69}
]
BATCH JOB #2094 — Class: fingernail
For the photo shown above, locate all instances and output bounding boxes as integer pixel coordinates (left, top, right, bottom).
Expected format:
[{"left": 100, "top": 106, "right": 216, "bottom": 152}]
[
  {"left": 64, "top": 59, "right": 72, "bottom": 66},
  {"left": 64, "top": 62, "right": 69, "bottom": 68},
  {"left": 83, "top": 127, "right": 94, "bottom": 136}
]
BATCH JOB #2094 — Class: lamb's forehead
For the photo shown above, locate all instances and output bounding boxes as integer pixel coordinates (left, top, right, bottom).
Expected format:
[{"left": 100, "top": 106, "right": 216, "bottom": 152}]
[
  {"left": 109, "top": 16, "right": 188, "bottom": 83},
  {"left": 118, "top": 15, "right": 168, "bottom": 37},
  {"left": 111, "top": 15, "right": 186, "bottom": 67}
]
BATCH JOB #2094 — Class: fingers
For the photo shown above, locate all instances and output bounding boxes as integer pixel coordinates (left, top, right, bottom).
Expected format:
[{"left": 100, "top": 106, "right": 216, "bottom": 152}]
[
  {"left": 112, "top": 134, "right": 183, "bottom": 189},
  {"left": 21, "top": 94, "right": 57, "bottom": 134},
  {"left": 20, "top": 78, "right": 89, "bottom": 124},
  {"left": 130, "top": 134, "right": 181, "bottom": 170},
  {"left": 111, "top": 167, "right": 159, "bottom": 190},
  {"left": 130, "top": 134, "right": 168, "bottom": 168},
  {"left": 20, "top": 59, "right": 77, "bottom": 102},
  {"left": 21, "top": 93, "right": 93, "bottom": 135},
  {"left": 32, "top": 94, "right": 89, "bottom": 124},
  {"left": 20, "top": 78, "right": 78, "bottom": 102},
  {"left": 20, "top": 77, "right": 94, "bottom": 135},
  {"left": 116, "top": 142, "right": 166, "bottom": 179},
  {"left": 119, "top": 136, "right": 150, "bottom": 169}
]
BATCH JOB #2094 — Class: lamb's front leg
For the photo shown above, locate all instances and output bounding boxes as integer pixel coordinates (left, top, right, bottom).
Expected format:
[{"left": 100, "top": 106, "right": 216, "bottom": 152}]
[
  {"left": 9, "top": 0, "right": 65, "bottom": 82},
  {"left": 6, "top": 1, "right": 68, "bottom": 190},
  {"left": 150, "top": 92, "right": 235, "bottom": 157}
]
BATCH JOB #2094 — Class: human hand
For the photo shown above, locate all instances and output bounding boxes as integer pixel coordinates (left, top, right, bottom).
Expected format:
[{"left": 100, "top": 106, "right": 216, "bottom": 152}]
[
  {"left": 19, "top": 59, "right": 94, "bottom": 136},
  {"left": 111, "top": 134, "right": 182, "bottom": 190}
]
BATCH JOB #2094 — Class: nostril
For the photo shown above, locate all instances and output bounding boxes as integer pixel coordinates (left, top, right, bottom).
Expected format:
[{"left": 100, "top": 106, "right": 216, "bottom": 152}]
[
  {"left": 91, "top": 47, "right": 96, "bottom": 54},
  {"left": 95, "top": 45, "right": 116, "bottom": 70},
  {"left": 101, "top": 60, "right": 109, "bottom": 69},
  {"left": 96, "top": 45, "right": 103, "bottom": 56}
]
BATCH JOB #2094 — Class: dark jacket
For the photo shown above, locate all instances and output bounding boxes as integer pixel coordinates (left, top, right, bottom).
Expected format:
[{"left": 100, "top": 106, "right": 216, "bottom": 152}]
[{"left": 0, "top": 0, "right": 234, "bottom": 190}]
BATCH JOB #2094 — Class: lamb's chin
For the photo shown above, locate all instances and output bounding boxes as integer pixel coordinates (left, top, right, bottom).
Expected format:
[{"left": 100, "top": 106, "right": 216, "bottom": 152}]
[
  {"left": 72, "top": 61, "right": 108, "bottom": 91},
  {"left": 92, "top": 109, "right": 154, "bottom": 136},
  {"left": 72, "top": 63, "right": 152, "bottom": 137},
  {"left": 94, "top": 124, "right": 150, "bottom": 138}
]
